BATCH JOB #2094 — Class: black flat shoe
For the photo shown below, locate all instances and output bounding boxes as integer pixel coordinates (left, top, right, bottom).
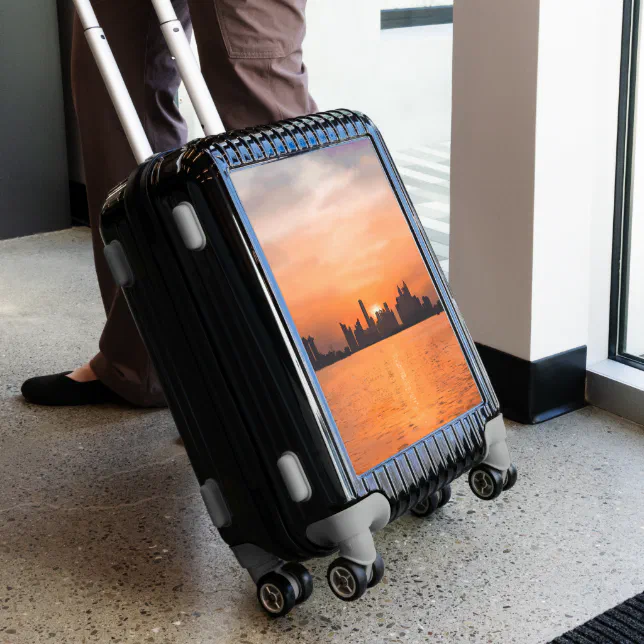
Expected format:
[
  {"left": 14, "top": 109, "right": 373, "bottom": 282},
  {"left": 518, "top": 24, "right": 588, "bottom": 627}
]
[{"left": 21, "top": 372, "right": 127, "bottom": 406}]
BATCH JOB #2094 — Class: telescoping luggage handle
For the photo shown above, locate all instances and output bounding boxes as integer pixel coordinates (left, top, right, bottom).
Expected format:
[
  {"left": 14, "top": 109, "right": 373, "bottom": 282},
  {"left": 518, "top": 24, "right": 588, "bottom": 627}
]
[{"left": 72, "top": 0, "right": 221, "bottom": 164}]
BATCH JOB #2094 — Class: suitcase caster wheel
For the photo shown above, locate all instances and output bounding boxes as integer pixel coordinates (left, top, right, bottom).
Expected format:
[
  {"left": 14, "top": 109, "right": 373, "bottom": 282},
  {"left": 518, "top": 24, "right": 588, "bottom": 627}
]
[
  {"left": 503, "top": 463, "right": 518, "bottom": 491},
  {"left": 367, "top": 553, "right": 385, "bottom": 589},
  {"left": 327, "top": 557, "right": 368, "bottom": 601},
  {"left": 438, "top": 484, "right": 452, "bottom": 508},
  {"left": 469, "top": 465, "right": 504, "bottom": 500},
  {"left": 411, "top": 492, "right": 440, "bottom": 517},
  {"left": 281, "top": 562, "right": 313, "bottom": 604},
  {"left": 257, "top": 571, "right": 297, "bottom": 617}
]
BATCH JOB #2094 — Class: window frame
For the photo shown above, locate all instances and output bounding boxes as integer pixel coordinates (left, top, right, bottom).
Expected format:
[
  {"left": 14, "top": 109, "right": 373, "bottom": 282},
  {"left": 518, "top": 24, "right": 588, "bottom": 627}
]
[
  {"left": 610, "top": 0, "right": 644, "bottom": 370},
  {"left": 380, "top": 5, "right": 454, "bottom": 30}
]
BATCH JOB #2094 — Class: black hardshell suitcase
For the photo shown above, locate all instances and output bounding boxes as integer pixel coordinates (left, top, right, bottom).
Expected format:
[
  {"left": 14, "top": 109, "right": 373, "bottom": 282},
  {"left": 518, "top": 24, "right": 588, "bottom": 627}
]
[{"left": 77, "top": 0, "right": 517, "bottom": 616}]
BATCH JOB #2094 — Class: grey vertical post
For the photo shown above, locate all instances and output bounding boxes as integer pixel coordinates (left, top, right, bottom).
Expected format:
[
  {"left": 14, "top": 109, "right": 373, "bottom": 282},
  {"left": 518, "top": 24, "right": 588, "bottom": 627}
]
[{"left": 0, "top": 0, "right": 70, "bottom": 239}]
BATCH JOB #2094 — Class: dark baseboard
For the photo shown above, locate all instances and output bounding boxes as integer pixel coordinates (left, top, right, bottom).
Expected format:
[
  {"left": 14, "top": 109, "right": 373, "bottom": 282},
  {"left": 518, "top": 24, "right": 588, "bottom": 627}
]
[
  {"left": 381, "top": 6, "right": 454, "bottom": 30},
  {"left": 476, "top": 343, "right": 588, "bottom": 425},
  {"left": 69, "top": 180, "right": 90, "bottom": 227}
]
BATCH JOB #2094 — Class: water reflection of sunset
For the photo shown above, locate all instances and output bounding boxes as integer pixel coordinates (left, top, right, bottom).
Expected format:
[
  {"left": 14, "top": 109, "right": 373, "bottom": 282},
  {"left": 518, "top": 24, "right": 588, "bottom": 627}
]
[{"left": 318, "top": 315, "right": 482, "bottom": 475}]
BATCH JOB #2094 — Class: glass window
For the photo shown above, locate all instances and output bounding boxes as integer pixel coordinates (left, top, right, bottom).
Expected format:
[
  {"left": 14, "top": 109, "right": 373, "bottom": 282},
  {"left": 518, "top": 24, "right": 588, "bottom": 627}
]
[
  {"left": 612, "top": 0, "right": 644, "bottom": 369},
  {"left": 379, "top": 2, "right": 453, "bottom": 278}
]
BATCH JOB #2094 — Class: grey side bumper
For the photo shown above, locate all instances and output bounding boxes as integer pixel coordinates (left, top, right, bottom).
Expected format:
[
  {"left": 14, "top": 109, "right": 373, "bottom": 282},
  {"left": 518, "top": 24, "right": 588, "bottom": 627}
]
[{"left": 481, "top": 414, "right": 511, "bottom": 471}]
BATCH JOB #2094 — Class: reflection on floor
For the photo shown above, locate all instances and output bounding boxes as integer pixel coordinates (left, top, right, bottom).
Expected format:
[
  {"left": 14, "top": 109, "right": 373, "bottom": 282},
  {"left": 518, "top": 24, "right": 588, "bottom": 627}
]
[
  {"left": 393, "top": 141, "right": 451, "bottom": 277},
  {"left": 1, "top": 229, "right": 644, "bottom": 643}
]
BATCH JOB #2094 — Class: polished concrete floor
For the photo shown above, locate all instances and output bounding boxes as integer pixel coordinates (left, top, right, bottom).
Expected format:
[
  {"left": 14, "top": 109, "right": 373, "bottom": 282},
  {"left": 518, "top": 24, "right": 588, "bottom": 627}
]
[{"left": 1, "top": 229, "right": 644, "bottom": 644}]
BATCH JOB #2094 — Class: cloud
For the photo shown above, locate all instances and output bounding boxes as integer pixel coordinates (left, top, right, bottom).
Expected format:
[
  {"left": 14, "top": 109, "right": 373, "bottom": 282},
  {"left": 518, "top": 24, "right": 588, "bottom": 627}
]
[{"left": 232, "top": 138, "right": 439, "bottom": 351}]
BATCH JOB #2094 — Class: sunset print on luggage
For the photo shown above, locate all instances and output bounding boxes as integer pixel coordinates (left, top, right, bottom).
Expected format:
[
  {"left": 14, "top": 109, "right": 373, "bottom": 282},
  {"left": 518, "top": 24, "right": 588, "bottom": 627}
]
[{"left": 232, "top": 138, "right": 482, "bottom": 476}]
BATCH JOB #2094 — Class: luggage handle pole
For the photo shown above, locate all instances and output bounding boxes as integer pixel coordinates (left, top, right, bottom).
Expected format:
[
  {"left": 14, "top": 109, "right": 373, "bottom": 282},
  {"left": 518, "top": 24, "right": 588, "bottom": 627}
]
[
  {"left": 150, "top": 0, "right": 221, "bottom": 136},
  {"left": 72, "top": 0, "right": 154, "bottom": 164}
]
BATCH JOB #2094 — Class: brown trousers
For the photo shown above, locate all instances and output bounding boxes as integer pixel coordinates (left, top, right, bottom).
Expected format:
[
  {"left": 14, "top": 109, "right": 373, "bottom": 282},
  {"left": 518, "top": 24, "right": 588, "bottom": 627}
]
[{"left": 72, "top": 0, "right": 317, "bottom": 406}]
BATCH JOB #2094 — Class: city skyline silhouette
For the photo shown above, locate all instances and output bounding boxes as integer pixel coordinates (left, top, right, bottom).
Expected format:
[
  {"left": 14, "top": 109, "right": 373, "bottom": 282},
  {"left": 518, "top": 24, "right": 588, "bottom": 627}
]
[{"left": 302, "top": 280, "right": 443, "bottom": 372}]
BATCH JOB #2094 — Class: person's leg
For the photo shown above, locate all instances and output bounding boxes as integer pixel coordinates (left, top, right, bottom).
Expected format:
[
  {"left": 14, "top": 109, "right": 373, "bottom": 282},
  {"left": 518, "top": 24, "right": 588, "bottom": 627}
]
[
  {"left": 187, "top": 0, "right": 317, "bottom": 130},
  {"left": 22, "top": 0, "right": 191, "bottom": 407},
  {"left": 82, "top": 0, "right": 194, "bottom": 406},
  {"left": 23, "top": 0, "right": 316, "bottom": 407}
]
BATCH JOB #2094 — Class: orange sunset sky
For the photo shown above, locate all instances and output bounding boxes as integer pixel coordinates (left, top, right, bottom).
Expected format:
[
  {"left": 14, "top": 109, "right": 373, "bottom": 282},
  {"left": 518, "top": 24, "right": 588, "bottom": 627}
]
[{"left": 231, "top": 138, "right": 440, "bottom": 353}]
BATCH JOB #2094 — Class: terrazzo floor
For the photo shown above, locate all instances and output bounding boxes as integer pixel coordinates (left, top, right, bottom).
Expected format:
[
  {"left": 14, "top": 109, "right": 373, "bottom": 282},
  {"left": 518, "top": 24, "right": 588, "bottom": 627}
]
[{"left": 1, "top": 229, "right": 643, "bottom": 643}]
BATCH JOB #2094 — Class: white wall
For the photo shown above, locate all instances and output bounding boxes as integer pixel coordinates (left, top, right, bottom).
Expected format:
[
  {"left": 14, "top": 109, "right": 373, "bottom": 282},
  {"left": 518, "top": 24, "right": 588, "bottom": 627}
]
[
  {"left": 531, "top": 0, "right": 595, "bottom": 360},
  {"left": 533, "top": 0, "right": 622, "bottom": 363},
  {"left": 452, "top": 0, "right": 623, "bottom": 365},
  {"left": 450, "top": 0, "right": 540, "bottom": 361}
]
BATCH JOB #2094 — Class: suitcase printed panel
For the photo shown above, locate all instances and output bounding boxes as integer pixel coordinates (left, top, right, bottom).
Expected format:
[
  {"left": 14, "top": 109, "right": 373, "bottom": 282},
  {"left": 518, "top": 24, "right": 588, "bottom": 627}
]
[
  {"left": 195, "top": 111, "right": 513, "bottom": 517},
  {"left": 229, "top": 136, "right": 482, "bottom": 478}
]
